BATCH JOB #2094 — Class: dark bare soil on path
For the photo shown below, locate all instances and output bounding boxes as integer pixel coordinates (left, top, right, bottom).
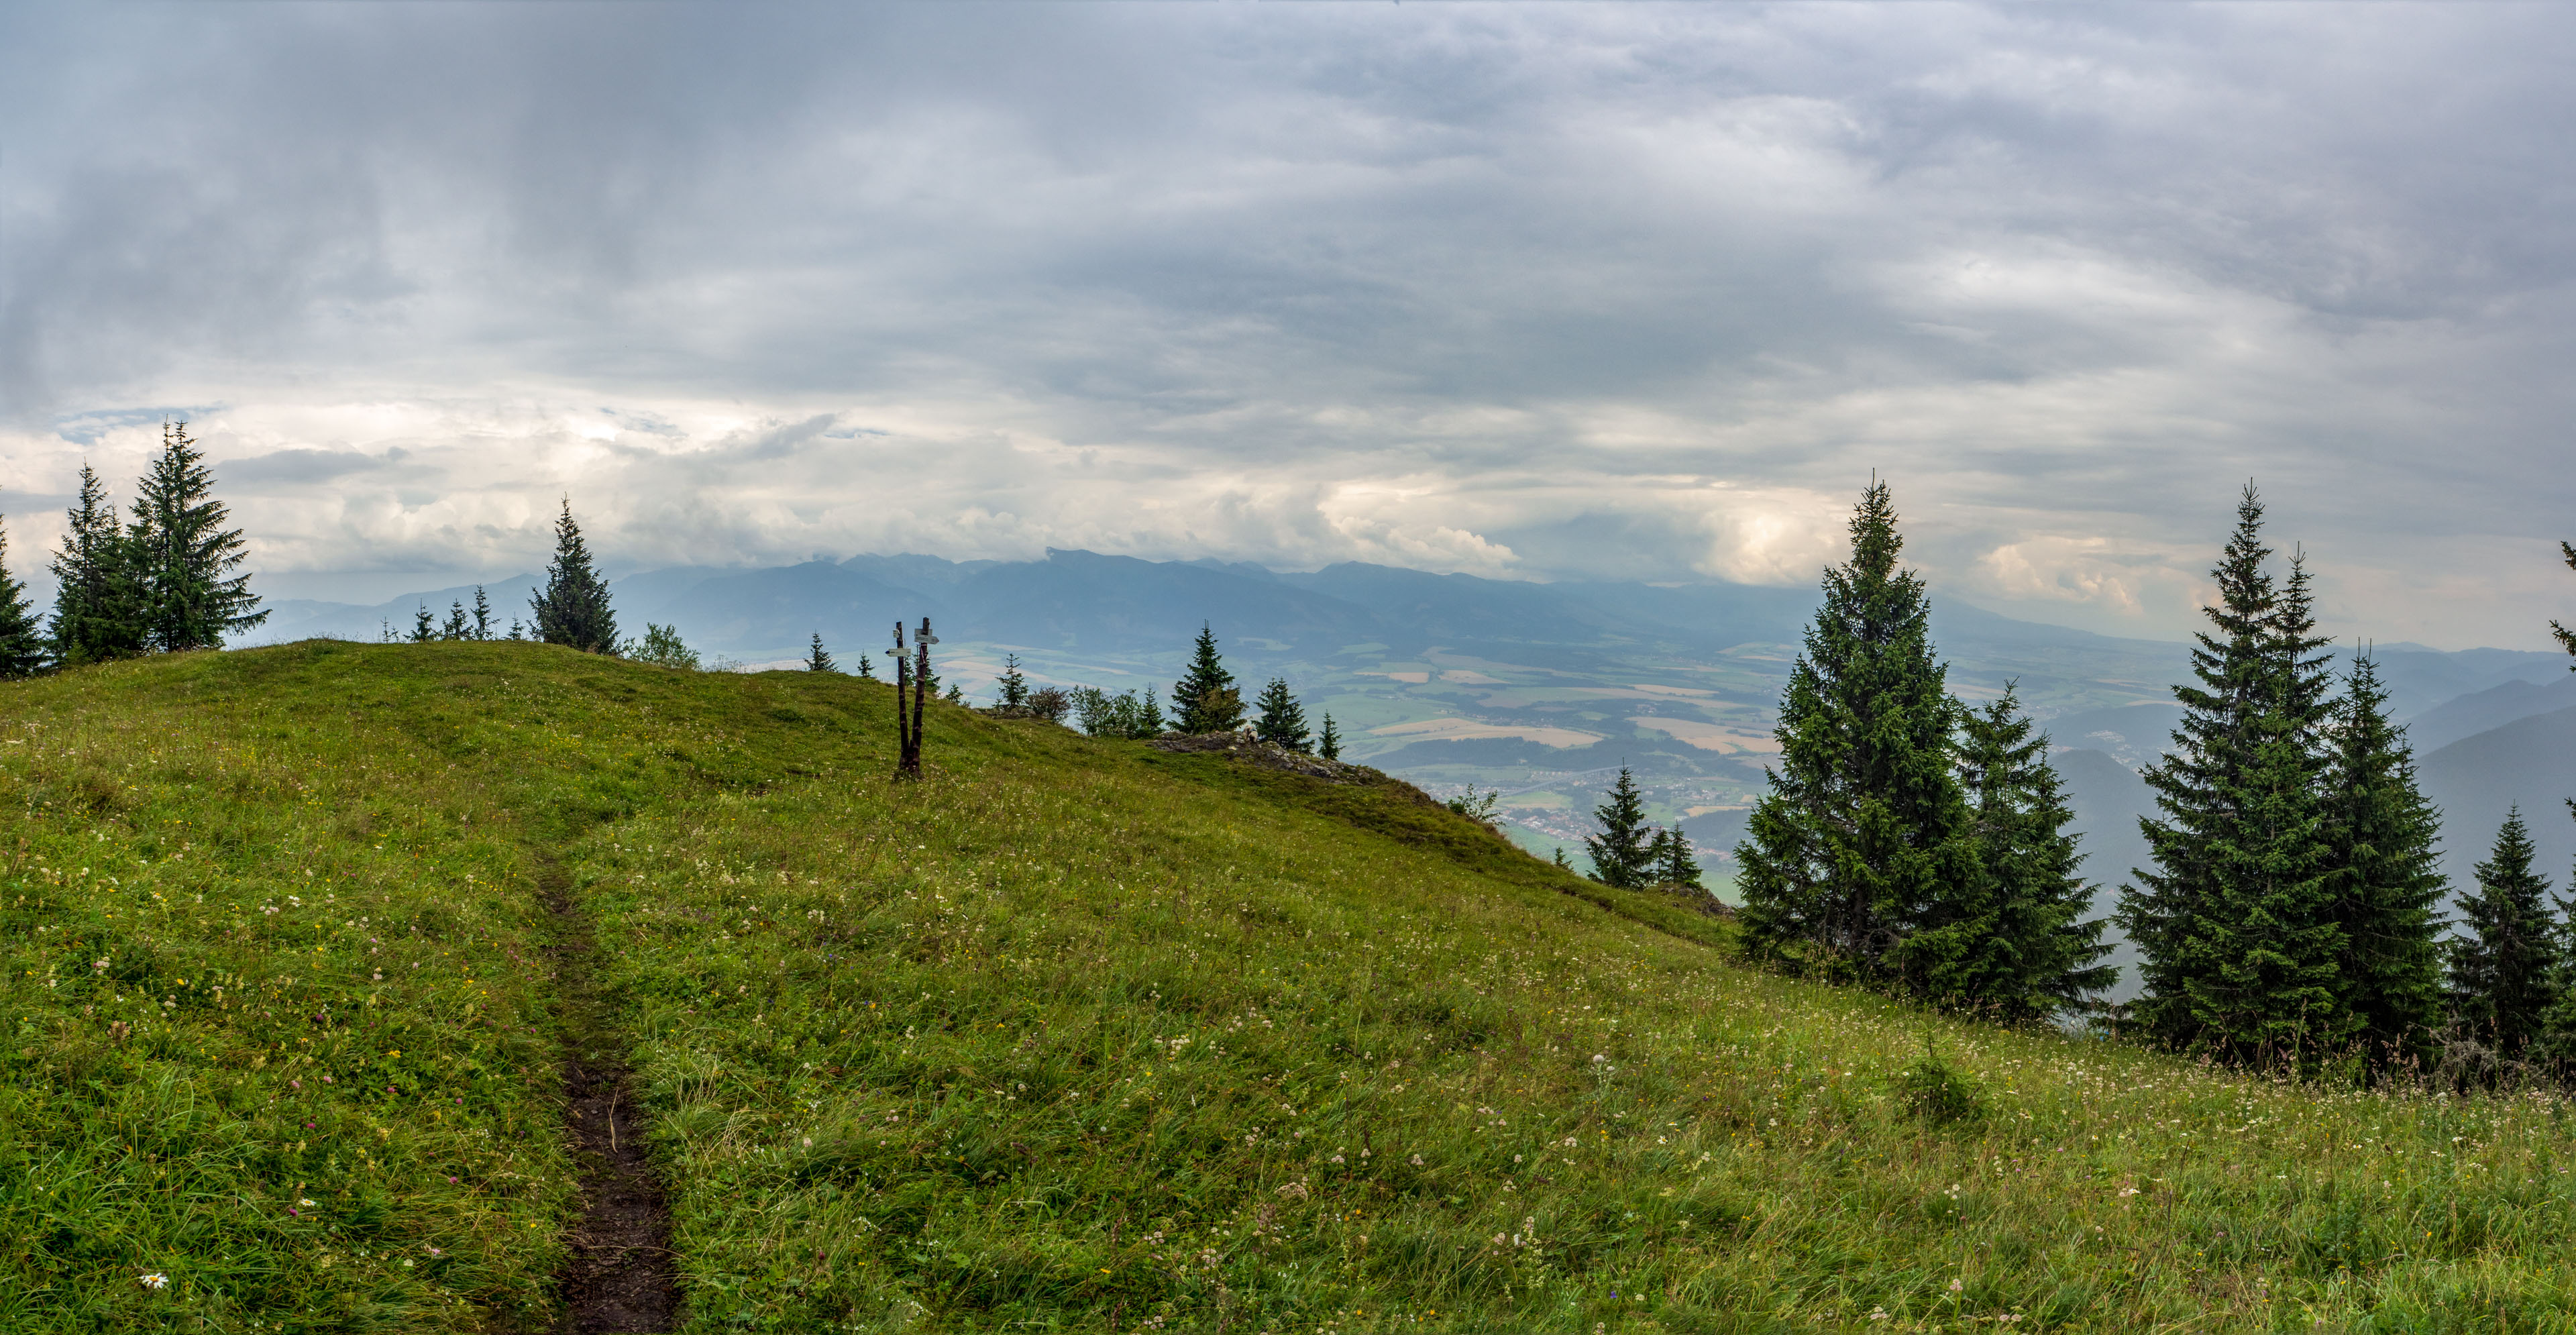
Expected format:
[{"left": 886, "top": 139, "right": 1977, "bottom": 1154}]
[{"left": 541, "top": 861, "right": 679, "bottom": 1334}]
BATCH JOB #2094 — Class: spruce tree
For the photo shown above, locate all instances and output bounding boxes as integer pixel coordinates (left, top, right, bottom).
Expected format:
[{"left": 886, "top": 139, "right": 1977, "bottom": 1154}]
[
  {"left": 1648, "top": 827, "right": 1704, "bottom": 892},
  {"left": 1584, "top": 767, "right": 1653, "bottom": 888},
  {"left": 472, "top": 586, "right": 493, "bottom": 640},
  {"left": 127, "top": 421, "right": 266, "bottom": 651},
  {"left": 530, "top": 498, "right": 619, "bottom": 653},
  {"left": 1939, "top": 686, "right": 2116, "bottom": 1020},
  {"left": 49, "top": 465, "right": 145, "bottom": 665},
  {"left": 411, "top": 604, "right": 436, "bottom": 643},
  {"left": 441, "top": 601, "right": 469, "bottom": 640},
  {"left": 807, "top": 633, "right": 837, "bottom": 673},
  {"left": 2447, "top": 810, "right": 2561, "bottom": 1059},
  {"left": 2318, "top": 653, "right": 2449, "bottom": 1069},
  {"left": 2121, "top": 485, "right": 2344, "bottom": 1065},
  {"left": 1171, "top": 623, "right": 1244, "bottom": 733},
  {"left": 1735, "top": 480, "right": 1980, "bottom": 990},
  {"left": 995, "top": 653, "right": 1028, "bottom": 707},
  {"left": 1253, "top": 678, "right": 1310, "bottom": 751},
  {"left": 0, "top": 511, "right": 46, "bottom": 678},
  {"left": 1317, "top": 714, "right": 1342, "bottom": 761},
  {"left": 854, "top": 652, "right": 876, "bottom": 682}
]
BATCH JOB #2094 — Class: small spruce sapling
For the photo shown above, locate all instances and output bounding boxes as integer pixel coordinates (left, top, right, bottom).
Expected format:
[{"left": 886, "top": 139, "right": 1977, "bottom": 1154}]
[
  {"left": 1254, "top": 678, "right": 1310, "bottom": 751},
  {"left": 1445, "top": 784, "right": 1501, "bottom": 823},
  {"left": 854, "top": 652, "right": 875, "bottom": 681},
  {"left": 1317, "top": 713, "right": 1342, "bottom": 761},
  {"left": 411, "top": 604, "right": 436, "bottom": 643},
  {"left": 472, "top": 586, "right": 493, "bottom": 640},
  {"left": 806, "top": 633, "right": 836, "bottom": 673},
  {"left": 442, "top": 601, "right": 469, "bottom": 641},
  {"left": 996, "top": 653, "right": 1029, "bottom": 709}
]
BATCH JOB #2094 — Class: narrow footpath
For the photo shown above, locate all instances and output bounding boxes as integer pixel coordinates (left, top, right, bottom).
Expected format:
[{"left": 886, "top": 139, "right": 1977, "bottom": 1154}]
[{"left": 539, "top": 858, "right": 680, "bottom": 1333}]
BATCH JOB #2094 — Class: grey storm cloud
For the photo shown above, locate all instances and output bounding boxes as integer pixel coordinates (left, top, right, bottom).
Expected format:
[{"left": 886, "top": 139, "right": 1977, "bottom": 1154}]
[{"left": 1, "top": 3, "right": 2572, "bottom": 645}]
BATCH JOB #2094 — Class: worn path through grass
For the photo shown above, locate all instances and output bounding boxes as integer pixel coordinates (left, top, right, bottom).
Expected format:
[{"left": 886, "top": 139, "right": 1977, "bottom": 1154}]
[{"left": 539, "top": 853, "right": 678, "bottom": 1334}]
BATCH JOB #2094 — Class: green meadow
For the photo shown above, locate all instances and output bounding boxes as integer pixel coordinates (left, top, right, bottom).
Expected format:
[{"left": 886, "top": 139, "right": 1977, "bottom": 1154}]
[{"left": 5, "top": 641, "right": 2576, "bottom": 1332}]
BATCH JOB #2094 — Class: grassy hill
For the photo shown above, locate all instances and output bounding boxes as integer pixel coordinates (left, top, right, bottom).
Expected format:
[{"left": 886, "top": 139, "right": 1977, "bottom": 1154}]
[{"left": 5, "top": 643, "right": 2576, "bottom": 1333}]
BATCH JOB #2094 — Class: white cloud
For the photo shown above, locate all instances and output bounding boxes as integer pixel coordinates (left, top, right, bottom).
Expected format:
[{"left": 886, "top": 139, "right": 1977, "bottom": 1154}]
[{"left": 1, "top": 3, "right": 2572, "bottom": 647}]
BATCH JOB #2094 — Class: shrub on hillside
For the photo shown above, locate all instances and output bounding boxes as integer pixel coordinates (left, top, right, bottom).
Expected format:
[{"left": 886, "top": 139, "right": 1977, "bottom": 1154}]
[
  {"left": 1892, "top": 1051, "right": 1988, "bottom": 1127},
  {"left": 1072, "top": 684, "right": 1164, "bottom": 738},
  {"left": 626, "top": 623, "right": 700, "bottom": 670}
]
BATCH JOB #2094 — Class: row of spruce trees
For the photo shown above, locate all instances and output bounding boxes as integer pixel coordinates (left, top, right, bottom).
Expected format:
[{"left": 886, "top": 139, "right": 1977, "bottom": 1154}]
[
  {"left": 0, "top": 423, "right": 268, "bottom": 675},
  {"left": 1061, "top": 624, "right": 1344, "bottom": 757},
  {"left": 2123, "top": 488, "right": 2576, "bottom": 1075},
  {"left": 1737, "top": 480, "right": 2576, "bottom": 1076}
]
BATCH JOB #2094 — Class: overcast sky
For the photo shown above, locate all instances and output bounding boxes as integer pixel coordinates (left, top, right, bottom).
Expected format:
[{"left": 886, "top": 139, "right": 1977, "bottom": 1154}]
[{"left": 3, "top": 3, "right": 2572, "bottom": 648}]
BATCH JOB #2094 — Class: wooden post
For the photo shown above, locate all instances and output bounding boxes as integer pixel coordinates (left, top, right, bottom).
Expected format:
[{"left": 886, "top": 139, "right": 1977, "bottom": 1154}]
[
  {"left": 892, "top": 621, "right": 917, "bottom": 780},
  {"left": 909, "top": 617, "right": 937, "bottom": 778}
]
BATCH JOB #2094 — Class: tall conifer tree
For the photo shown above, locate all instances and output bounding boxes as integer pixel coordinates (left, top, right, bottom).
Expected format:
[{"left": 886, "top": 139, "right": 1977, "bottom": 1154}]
[
  {"left": 49, "top": 465, "right": 144, "bottom": 665},
  {"left": 807, "top": 633, "right": 837, "bottom": 673},
  {"left": 2318, "top": 653, "right": 2448, "bottom": 1069},
  {"left": 1317, "top": 714, "right": 1342, "bottom": 761},
  {"left": 2121, "top": 486, "right": 2344, "bottom": 1065},
  {"left": 530, "top": 498, "right": 619, "bottom": 653},
  {"left": 1585, "top": 767, "right": 1653, "bottom": 888},
  {"left": 0, "top": 509, "right": 45, "bottom": 678},
  {"left": 1735, "top": 480, "right": 1980, "bottom": 990},
  {"left": 2447, "top": 810, "right": 2561, "bottom": 1059},
  {"left": 1171, "top": 623, "right": 1244, "bottom": 733},
  {"left": 1931, "top": 686, "right": 2116, "bottom": 1020},
  {"left": 128, "top": 421, "right": 265, "bottom": 651}
]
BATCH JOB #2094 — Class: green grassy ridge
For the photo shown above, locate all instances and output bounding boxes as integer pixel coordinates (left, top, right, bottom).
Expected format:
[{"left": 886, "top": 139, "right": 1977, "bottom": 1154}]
[{"left": 4, "top": 644, "right": 2575, "bottom": 1334}]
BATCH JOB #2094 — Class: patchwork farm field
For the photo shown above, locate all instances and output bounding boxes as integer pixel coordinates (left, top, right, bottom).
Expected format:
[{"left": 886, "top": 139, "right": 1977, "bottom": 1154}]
[{"left": 5, "top": 642, "right": 2576, "bottom": 1333}]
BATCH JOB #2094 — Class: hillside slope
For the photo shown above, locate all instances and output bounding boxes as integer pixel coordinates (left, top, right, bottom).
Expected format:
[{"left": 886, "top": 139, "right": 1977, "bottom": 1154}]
[{"left": 5, "top": 645, "right": 2575, "bottom": 1334}]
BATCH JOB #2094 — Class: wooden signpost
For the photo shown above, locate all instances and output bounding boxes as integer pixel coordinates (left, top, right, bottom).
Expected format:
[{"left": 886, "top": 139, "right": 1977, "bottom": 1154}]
[{"left": 892, "top": 617, "right": 937, "bottom": 779}]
